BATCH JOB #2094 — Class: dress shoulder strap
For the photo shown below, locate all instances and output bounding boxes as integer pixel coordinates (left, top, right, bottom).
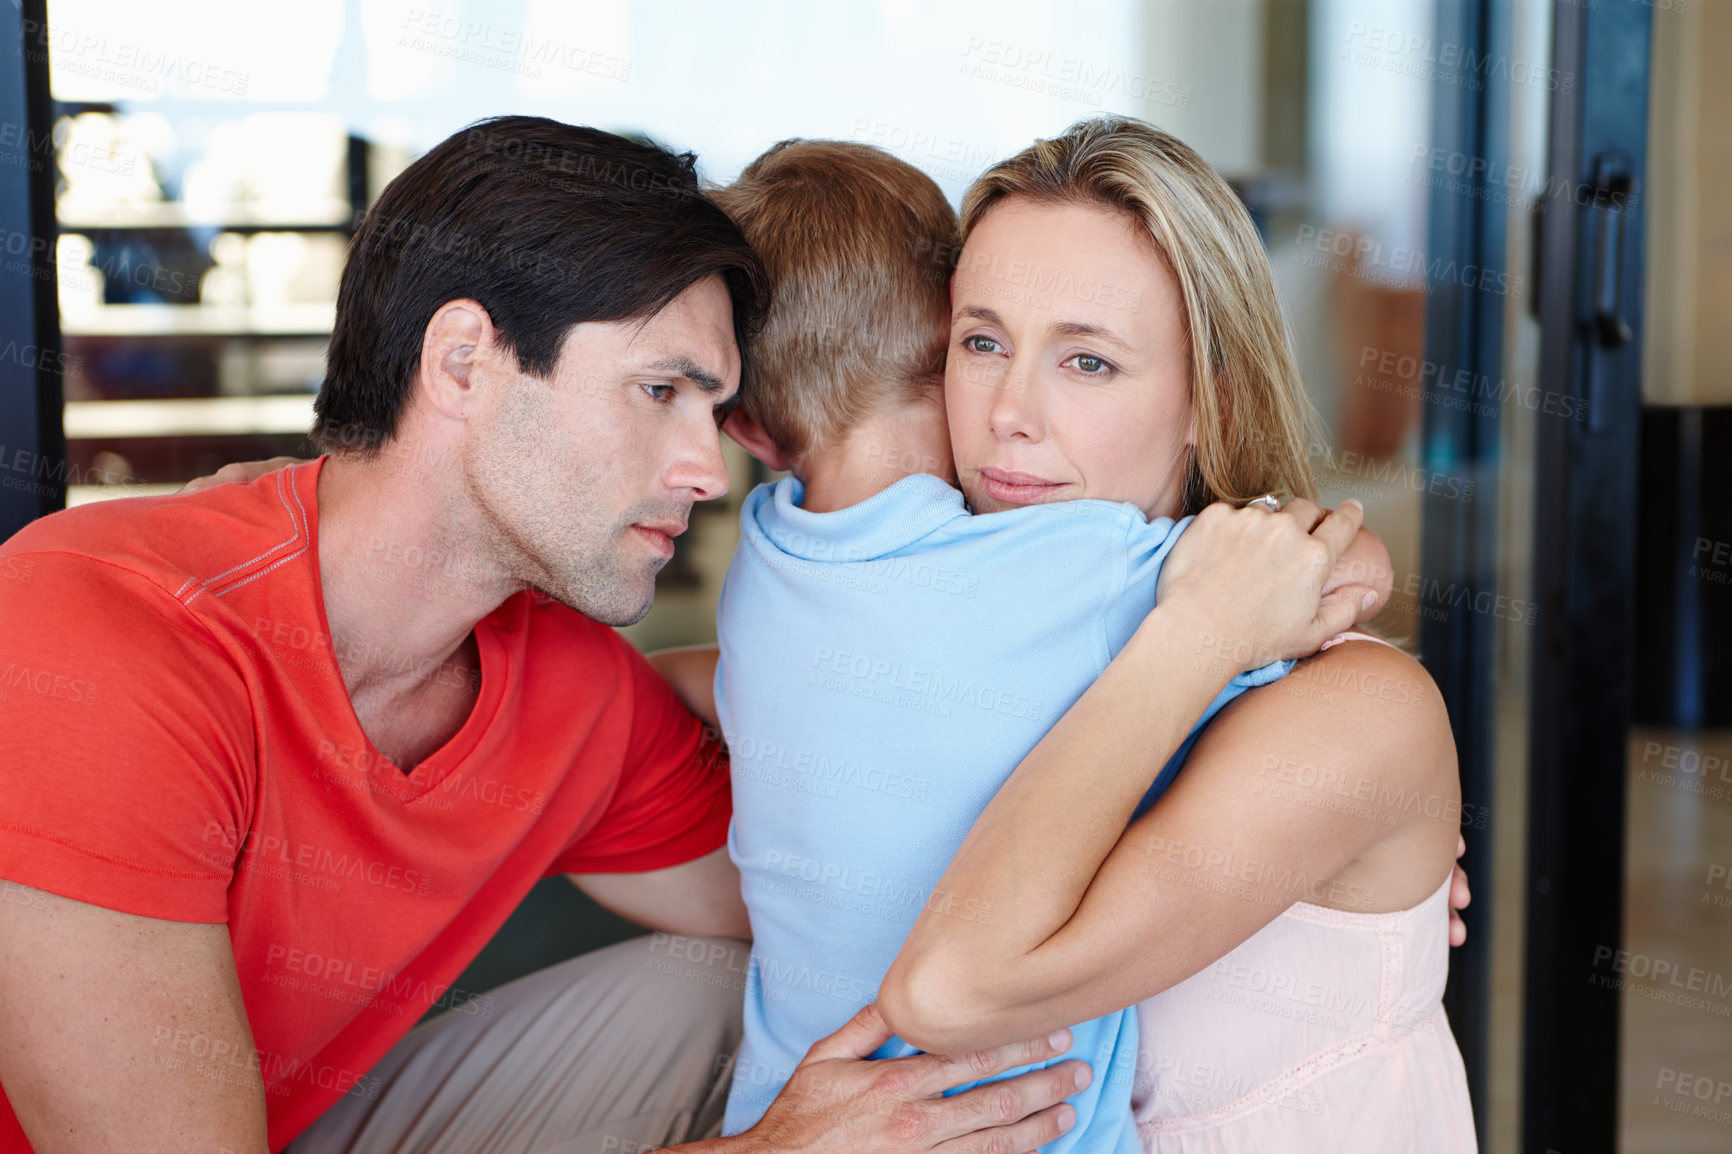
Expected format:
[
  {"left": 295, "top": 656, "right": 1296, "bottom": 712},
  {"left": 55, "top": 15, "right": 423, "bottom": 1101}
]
[{"left": 1318, "top": 630, "right": 1401, "bottom": 652}]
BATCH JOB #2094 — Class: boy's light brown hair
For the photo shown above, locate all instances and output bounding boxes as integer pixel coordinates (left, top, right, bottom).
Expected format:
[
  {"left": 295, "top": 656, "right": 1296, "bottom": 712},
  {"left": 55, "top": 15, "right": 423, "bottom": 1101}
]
[{"left": 711, "top": 140, "right": 958, "bottom": 471}]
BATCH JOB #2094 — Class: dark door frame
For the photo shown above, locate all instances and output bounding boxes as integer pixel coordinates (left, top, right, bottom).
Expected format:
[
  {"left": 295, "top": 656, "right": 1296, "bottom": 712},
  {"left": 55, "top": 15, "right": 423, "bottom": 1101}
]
[
  {"left": 1523, "top": 0, "right": 1651, "bottom": 1151},
  {"left": 1420, "top": 3, "right": 1654, "bottom": 1148},
  {"left": 0, "top": 0, "right": 63, "bottom": 540},
  {"left": 1418, "top": 0, "right": 1509, "bottom": 1142}
]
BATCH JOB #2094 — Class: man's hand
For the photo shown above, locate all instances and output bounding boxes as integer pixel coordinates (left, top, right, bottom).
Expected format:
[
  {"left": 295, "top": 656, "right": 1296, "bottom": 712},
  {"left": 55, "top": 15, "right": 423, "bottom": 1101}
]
[
  {"left": 706, "top": 1004, "right": 1083, "bottom": 1154},
  {"left": 179, "top": 456, "right": 307, "bottom": 495}
]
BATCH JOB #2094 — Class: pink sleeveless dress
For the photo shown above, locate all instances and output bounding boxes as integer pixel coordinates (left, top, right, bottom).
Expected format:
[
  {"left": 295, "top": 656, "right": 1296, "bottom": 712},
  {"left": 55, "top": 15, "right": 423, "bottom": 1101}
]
[{"left": 1129, "top": 633, "right": 1477, "bottom": 1152}]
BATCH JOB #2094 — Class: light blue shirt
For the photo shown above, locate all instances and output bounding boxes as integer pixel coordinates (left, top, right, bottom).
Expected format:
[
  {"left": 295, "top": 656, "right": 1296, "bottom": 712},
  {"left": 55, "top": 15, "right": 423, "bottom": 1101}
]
[{"left": 716, "top": 473, "right": 1289, "bottom": 1149}]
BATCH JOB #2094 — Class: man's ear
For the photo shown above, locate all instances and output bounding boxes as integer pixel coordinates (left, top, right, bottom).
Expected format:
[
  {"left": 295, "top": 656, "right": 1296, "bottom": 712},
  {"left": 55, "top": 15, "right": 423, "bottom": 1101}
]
[
  {"left": 418, "top": 299, "right": 495, "bottom": 422},
  {"left": 722, "top": 409, "right": 789, "bottom": 472}
]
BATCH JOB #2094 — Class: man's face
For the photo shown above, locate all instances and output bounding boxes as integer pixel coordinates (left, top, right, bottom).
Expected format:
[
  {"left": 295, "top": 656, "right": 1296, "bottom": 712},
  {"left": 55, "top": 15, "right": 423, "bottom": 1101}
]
[{"left": 464, "top": 274, "right": 740, "bottom": 625}]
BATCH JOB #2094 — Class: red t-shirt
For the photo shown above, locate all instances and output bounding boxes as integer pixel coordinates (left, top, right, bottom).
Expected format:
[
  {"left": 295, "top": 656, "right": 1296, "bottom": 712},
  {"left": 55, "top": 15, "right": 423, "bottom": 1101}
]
[{"left": 0, "top": 458, "right": 732, "bottom": 1151}]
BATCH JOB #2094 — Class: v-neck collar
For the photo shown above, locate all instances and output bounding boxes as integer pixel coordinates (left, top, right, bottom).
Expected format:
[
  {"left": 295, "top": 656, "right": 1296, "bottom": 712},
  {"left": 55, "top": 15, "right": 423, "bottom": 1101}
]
[{"left": 294, "top": 457, "right": 508, "bottom": 805}]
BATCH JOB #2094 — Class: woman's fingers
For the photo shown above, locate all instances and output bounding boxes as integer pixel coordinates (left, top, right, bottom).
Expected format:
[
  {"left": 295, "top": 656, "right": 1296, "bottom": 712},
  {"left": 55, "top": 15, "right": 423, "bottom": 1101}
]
[
  {"left": 1448, "top": 857, "right": 1472, "bottom": 947},
  {"left": 177, "top": 456, "right": 305, "bottom": 495},
  {"left": 1276, "top": 496, "right": 1327, "bottom": 532},
  {"left": 1305, "top": 500, "right": 1364, "bottom": 575},
  {"left": 1155, "top": 497, "right": 1379, "bottom": 666},
  {"left": 1309, "top": 584, "right": 1367, "bottom": 647},
  {"left": 179, "top": 461, "right": 252, "bottom": 495}
]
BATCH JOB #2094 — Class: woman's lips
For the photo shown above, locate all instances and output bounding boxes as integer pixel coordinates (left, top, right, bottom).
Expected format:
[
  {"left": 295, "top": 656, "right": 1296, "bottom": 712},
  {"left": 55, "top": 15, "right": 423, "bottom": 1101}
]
[{"left": 977, "top": 466, "right": 1064, "bottom": 505}]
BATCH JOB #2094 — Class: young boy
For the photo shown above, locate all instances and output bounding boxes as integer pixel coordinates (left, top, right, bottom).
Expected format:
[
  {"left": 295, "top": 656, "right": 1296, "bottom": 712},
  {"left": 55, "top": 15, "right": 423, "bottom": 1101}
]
[{"left": 648, "top": 140, "right": 1391, "bottom": 1151}]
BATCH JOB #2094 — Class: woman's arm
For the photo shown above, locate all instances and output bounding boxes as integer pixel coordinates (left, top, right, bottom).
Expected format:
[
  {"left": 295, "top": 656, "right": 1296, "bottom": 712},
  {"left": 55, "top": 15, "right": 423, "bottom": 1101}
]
[
  {"left": 879, "top": 638, "right": 1457, "bottom": 1055},
  {"left": 870, "top": 496, "right": 1371, "bottom": 1050},
  {"left": 645, "top": 644, "right": 721, "bottom": 730}
]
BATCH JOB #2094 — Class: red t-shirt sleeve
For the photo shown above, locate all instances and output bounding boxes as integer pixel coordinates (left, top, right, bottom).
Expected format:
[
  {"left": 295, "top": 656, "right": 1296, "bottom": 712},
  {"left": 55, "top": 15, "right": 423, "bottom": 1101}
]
[
  {"left": 548, "top": 637, "right": 731, "bottom": 876},
  {"left": 0, "top": 552, "right": 253, "bottom": 923}
]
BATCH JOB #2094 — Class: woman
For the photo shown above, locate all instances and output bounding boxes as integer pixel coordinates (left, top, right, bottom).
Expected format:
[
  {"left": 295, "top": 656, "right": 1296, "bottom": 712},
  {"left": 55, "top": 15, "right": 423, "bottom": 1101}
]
[{"left": 876, "top": 117, "right": 1476, "bottom": 1150}]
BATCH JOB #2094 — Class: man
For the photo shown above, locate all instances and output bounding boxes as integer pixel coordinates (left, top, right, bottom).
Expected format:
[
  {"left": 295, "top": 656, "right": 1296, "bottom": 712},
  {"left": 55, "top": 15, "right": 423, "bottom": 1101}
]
[{"left": 0, "top": 117, "right": 1083, "bottom": 1154}]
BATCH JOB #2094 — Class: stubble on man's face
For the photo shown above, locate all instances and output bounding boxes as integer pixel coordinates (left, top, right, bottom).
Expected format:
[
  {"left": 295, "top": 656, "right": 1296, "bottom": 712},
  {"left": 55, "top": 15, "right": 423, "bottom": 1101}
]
[
  {"left": 463, "top": 366, "right": 671, "bottom": 626},
  {"left": 459, "top": 278, "right": 738, "bottom": 626}
]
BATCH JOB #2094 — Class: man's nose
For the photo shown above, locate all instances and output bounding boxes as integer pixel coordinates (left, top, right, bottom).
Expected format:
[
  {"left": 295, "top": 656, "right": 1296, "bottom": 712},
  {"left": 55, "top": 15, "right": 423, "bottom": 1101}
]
[{"left": 668, "top": 420, "right": 732, "bottom": 502}]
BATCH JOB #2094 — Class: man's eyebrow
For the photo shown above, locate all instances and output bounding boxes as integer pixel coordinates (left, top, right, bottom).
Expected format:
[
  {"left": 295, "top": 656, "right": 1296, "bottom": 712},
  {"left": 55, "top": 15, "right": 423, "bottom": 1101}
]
[{"left": 646, "top": 355, "right": 727, "bottom": 393}]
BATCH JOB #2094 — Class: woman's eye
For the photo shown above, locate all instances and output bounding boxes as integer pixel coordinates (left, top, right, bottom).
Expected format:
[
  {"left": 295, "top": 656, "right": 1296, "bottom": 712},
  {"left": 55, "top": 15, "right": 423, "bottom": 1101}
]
[
  {"left": 962, "top": 335, "right": 1001, "bottom": 355},
  {"left": 642, "top": 382, "right": 676, "bottom": 403},
  {"left": 1068, "top": 354, "right": 1111, "bottom": 375}
]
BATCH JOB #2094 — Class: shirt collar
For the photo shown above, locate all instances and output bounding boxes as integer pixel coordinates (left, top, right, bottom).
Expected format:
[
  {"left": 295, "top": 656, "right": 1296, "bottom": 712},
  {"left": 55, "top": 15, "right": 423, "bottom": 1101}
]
[{"left": 745, "top": 473, "right": 968, "bottom": 562}]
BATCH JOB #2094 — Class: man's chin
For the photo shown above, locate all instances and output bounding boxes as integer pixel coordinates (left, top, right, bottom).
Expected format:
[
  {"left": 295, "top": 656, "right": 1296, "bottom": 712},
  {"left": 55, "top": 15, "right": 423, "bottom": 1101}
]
[{"left": 531, "top": 572, "right": 657, "bottom": 627}]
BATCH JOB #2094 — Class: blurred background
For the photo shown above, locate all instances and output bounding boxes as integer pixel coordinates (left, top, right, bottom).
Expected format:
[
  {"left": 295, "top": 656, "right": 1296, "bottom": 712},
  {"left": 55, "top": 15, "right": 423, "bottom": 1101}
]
[{"left": 1, "top": 1, "right": 1727, "bottom": 1151}]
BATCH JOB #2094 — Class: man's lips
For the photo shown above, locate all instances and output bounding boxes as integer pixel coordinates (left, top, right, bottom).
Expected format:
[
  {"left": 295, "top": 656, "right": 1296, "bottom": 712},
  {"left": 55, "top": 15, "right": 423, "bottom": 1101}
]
[
  {"left": 977, "top": 467, "right": 1064, "bottom": 504},
  {"left": 631, "top": 519, "right": 687, "bottom": 558}
]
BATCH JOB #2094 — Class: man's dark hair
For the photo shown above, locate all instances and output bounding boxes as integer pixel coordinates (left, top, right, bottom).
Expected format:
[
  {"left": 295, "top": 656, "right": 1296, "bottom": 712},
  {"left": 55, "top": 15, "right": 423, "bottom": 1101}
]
[{"left": 314, "top": 116, "right": 768, "bottom": 452}]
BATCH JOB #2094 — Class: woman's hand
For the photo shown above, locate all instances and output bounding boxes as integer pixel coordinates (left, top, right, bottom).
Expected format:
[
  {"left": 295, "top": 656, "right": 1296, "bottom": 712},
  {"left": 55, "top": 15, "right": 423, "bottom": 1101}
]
[
  {"left": 1451, "top": 833, "right": 1472, "bottom": 947},
  {"left": 646, "top": 645, "right": 721, "bottom": 731},
  {"left": 178, "top": 456, "right": 307, "bottom": 495},
  {"left": 1156, "top": 497, "right": 1375, "bottom": 671}
]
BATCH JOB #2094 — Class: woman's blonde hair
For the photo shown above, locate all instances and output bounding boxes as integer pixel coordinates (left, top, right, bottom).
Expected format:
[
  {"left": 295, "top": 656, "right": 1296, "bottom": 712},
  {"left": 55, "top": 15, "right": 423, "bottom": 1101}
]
[{"left": 960, "top": 116, "right": 1319, "bottom": 514}]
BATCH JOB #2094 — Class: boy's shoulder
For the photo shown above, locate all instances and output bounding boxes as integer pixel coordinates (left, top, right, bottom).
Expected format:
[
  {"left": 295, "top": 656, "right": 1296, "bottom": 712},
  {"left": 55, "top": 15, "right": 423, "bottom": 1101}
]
[{"left": 739, "top": 473, "right": 1176, "bottom": 564}]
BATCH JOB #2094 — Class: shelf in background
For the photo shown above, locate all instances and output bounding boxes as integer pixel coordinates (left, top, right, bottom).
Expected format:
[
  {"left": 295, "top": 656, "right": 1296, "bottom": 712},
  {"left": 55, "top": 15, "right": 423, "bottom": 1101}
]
[
  {"left": 57, "top": 202, "right": 356, "bottom": 232},
  {"left": 65, "top": 395, "right": 316, "bottom": 439},
  {"left": 62, "top": 303, "right": 335, "bottom": 338},
  {"left": 67, "top": 483, "right": 185, "bottom": 507}
]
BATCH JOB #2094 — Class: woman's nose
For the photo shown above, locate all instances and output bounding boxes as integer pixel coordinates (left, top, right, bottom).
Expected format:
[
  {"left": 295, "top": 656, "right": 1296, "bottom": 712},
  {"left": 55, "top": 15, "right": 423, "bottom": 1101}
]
[{"left": 987, "top": 361, "right": 1044, "bottom": 442}]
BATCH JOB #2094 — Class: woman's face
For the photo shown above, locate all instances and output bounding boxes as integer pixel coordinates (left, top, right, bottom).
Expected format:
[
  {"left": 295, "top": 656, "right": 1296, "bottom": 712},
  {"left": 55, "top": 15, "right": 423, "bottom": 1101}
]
[{"left": 944, "top": 197, "right": 1195, "bottom": 521}]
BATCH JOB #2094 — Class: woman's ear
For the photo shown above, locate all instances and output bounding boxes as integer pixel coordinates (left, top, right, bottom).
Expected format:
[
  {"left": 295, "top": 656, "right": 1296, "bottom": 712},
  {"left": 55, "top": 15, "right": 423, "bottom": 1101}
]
[{"left": 722, "top": 410, "right": 789, "bottom": 472}]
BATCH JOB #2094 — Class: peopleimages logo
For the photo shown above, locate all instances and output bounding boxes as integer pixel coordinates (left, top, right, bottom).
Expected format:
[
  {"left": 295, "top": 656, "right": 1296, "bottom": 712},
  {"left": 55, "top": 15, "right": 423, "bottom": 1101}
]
[
  {"left": 1356, "top": 346, "right": 1584, "bottom": 422},
  {"left": 1312, "top": 440, "right": 1476, "bottom": 504},
  {"left": 1341, "top": 22, "right": 1573, "bottom": 93},
  {"left": 0, "top": 661, "right": 99, "bottom": 705},
  {"left": 810, "top": 645, "right": 1044, "bottom": 722},
  {"left": 202, "top": 822, "right": 433, "bottom": 896},
  {"left": 1294, "top": 226, "right": 1525, "bottom": 297}
]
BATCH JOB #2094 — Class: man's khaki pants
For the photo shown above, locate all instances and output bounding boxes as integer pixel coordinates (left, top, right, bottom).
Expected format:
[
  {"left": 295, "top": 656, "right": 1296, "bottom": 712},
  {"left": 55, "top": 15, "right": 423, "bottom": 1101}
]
[{"left": 284, "top": 934, "right": 749, "bottom": 1154}]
